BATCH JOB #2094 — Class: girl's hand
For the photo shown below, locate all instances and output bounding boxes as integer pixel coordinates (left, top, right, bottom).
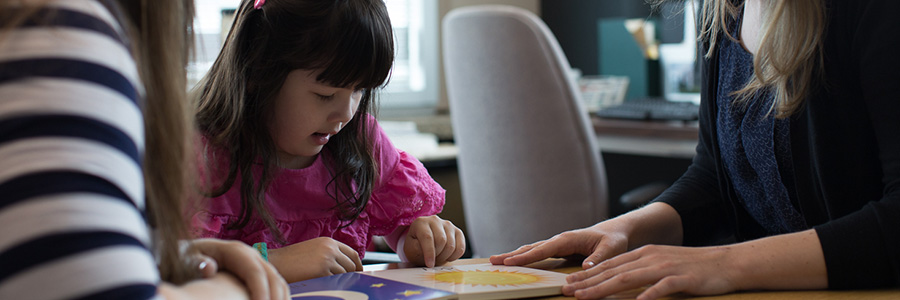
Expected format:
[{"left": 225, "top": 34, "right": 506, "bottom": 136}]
[
  {"left": 562, "top": 245, "right": 737, "bottom": 300},
  {"left": 190, "top": 238, "right": 289, "bottom": 300},
  {"left": 402, "top": 215, "right": 466, "bottom": 267},
  {"left": 267, "top": 237, "right": 363, "bottom": 283},
  {"left": 489, "top": 220, "right": 630, "bottom": 269}
]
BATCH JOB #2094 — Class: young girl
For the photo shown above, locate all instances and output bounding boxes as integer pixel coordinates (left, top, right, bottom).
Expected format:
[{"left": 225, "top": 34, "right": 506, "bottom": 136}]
[
  {"left": 492, "top": 0, "right": 900, "bottom": 299},
  {"left": 192, "top": 0, "right": 465, "bottom": 283}
]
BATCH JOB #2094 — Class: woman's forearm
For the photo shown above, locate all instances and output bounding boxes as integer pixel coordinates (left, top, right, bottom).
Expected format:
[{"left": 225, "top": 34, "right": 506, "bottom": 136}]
[
  {"left": 727, "top": 229, "right": 827, "bottom": 290},
  {"left": 617, "top": 202, "right": 683, "bottom": 249}
]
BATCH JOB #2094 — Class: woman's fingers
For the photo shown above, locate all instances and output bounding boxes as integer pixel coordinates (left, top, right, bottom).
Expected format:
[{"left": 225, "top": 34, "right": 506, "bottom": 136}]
[
  {"left": 579, "top": 233, "right": 630, "bottom": 270},
  {"left": 265, "top": 258, "right": 289, "bottom": 300},
  {"left": 498, "top": 240, "right": 563, "bottom": 266},
  {"left": 184, "top": 253, "right": 218, "bottom": 278},
  {"left": 193, "top": 239, "right": 288, "bottom": 300},
  {"left": 568, "top": 266, "right": 661, "bottom": 299},
  {"left": 489, "top": 241, "right": 542, "bottom": 265},
  {"left": 224, "top": 247, "right": 272, "bottom": 300}
]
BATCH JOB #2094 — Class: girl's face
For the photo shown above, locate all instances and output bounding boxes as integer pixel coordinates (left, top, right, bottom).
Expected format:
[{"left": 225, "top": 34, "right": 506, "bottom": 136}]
[{"left": 270, "top": 69, "right": 362, "bottom": 169}]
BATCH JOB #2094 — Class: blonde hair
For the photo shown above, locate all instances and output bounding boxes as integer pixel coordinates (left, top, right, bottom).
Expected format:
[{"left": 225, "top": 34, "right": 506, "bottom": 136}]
[
  {"left": 654, "top": 0, "right": 825, "bottom": 117},
  {"left": 1, "top": 0, "right": 198, "bottom": 284},
  {"left": 113, "top": 0, "right": 198, "bottom": 284}
]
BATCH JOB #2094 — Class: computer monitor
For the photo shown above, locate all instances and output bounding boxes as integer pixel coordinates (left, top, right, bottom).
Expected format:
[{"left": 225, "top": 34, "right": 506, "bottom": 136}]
[{"left": 541, "top": 0, "right": 701, "bottom": 103}]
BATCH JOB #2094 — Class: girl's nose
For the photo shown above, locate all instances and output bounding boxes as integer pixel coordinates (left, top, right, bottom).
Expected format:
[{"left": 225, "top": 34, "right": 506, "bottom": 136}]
[{"left": 331, "top": 94, "right": 356, "bottom": 124}]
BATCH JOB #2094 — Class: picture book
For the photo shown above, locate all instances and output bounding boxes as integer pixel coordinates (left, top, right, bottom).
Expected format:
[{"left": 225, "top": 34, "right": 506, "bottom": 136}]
[
  {"left": 290, "top": 271, "right": 456, "bottom": 300},
  {"left": 364, "top": 263, "right": 569, "bottom": 300},
  {"left": 289, "top": 263, "right": 570, "bottom": 300}
]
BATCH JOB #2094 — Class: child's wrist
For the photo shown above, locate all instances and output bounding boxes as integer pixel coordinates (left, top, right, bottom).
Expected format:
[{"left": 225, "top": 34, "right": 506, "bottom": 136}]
[{"left": 395, "top": 227, "right": 411, "bottom": 262}]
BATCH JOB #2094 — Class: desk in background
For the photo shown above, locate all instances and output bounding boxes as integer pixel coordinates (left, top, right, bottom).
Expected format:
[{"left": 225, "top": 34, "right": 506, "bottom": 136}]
[
  {"left": 363, "top": 258, "right": 900, "bottom": 300},
  {"left": 395, "top": 115, "right": 701, "bottom": 245},
  {"left": 592, "top": 117, "right": 698, "bottom": 216},
  {"left": 592, "top": 118, "right": 698, "bottom": 159}
]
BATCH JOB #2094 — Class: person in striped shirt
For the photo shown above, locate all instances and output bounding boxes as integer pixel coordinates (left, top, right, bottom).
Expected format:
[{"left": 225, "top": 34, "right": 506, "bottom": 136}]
[{"left": 0, "top": 0, "right": 288, "bottom": 299}]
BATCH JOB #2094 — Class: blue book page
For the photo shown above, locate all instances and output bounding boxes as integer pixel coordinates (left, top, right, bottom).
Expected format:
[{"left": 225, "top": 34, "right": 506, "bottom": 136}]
[{"left": 289, "top": 272, "right": 456, "bottom": 300}]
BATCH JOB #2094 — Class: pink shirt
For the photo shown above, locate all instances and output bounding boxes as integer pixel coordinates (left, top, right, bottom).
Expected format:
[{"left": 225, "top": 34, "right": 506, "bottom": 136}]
[{"left": 191, "top": 118, "right": 445, "bottom": 257}]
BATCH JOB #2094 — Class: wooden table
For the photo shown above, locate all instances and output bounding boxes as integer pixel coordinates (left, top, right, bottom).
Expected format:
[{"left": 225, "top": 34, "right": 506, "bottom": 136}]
[{"left": 364, "top": 258, "right": 900, "bottom": 299}]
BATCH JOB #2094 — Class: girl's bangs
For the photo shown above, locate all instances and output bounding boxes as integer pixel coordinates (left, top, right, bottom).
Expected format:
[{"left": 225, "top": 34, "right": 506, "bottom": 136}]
[{"left": 315, "top": 2, "right": 394, "bottom": 90}]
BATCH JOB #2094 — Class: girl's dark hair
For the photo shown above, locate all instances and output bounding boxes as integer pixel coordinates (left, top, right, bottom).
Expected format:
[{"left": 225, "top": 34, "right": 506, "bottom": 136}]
[{"left": 195, "top": 0, "right": 394, "bottom": 243}]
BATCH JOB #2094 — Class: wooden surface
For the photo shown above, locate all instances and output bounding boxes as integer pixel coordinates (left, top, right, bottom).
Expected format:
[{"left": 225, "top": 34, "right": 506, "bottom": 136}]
[
  {"left": 591, "top": 118, "right": 699, "bottom": 140},
  {"left": 592, "top": 117, "right": 700, "bottom": 159},
  {"left": 364, "top": 258, "right": 900, "bottom": 299}
]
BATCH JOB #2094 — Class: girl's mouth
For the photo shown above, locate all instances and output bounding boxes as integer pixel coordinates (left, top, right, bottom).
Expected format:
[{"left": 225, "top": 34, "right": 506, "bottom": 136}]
[{"left": 311, "top": 132, "right": 331, "bottom": 145}]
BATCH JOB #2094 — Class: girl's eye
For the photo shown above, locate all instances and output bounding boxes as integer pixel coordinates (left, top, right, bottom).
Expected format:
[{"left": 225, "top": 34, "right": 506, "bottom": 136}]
[{"left": 315, "top": 93, "right": 335, "bottom": 100}]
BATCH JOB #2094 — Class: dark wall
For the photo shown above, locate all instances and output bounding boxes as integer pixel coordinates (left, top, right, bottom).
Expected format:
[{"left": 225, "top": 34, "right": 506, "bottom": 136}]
[{"left": 541, "top": 0, "right": 684, "bottom": 76}]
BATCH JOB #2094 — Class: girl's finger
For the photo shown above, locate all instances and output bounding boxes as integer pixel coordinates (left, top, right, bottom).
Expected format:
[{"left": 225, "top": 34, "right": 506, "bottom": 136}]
[
  {"left": 412, "top": 226, "right": 437, "bottom": 267},
  {"left": 429, "top": 220, "right": 448, "bottom": 257},
  {"left": 338, "top": 242, "right": 364, "bottom": 271},
  {"left": 434, "top": 226, "right": 457, "bottom": 264},
  {"left": 449, "top": 228, "right": 467, "bottom": 261}
]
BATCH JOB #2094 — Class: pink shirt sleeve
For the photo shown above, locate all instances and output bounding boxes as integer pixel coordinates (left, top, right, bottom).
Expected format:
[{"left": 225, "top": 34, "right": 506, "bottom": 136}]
[{"left": 365, "top": 117, "right": 446, "bottom": 236}]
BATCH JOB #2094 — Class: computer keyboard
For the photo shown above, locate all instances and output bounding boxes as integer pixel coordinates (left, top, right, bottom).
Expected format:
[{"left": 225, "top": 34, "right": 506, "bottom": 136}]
[{"left": 595, "top": 99, "right": 700, "bottom": 121}]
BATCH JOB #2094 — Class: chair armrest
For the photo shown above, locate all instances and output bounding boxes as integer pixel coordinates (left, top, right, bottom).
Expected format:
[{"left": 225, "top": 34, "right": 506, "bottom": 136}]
[{"left": 619, "top": 181, "right": 670, "bottom": 211}]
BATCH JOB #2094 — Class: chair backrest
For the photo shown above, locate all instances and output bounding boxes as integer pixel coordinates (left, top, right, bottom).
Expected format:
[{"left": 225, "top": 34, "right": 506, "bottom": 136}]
[{"left": 442, "top": 5, "right": 608, "bottom": 258}]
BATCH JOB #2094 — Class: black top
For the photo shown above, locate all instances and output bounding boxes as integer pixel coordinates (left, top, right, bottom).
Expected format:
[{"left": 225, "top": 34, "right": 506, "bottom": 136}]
[{"left": 655, "top": 0, "right": 900, "bottom": 289}]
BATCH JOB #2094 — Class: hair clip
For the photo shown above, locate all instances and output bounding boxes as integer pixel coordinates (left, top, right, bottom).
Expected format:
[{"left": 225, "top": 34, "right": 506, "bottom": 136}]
[{"left": 254, "top": 0, "right": 265, "bottom": 9}]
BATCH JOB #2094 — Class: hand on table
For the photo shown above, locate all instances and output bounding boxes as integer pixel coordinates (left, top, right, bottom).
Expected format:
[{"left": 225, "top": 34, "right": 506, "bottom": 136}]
[
  {"left": 563, "top": 244, "right": 737, "bottom": 300},
  {"left": 189, "top": 238, "right": 289, "bottom": 300},
  {"left": 267, "top": 237, "right": 363, "bottom": 283},
  {"left": 401, "top": 215, "right": 466, "bottom": 267},
  {"left": 489, "top": 221, "right": 631, "bottom": 270}
]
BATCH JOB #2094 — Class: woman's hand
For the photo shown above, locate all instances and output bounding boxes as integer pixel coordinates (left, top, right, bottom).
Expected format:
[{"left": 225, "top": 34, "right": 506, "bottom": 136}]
[
  {"left": 267, "top": 237, "right": 363, "bottom": 283},
  {"left": 400, "top": 215, "right": 466, "bottom": 267},
  {"left": 563, "top": 244, "right": 738, "bottom": 300},
  {"left": 189, "top": 238, "right": 289, "bottom": 300},
  {"left": 491, "top": 202, "right": 683, "bottom": 270},
  {"left": 489, "top": 220, "right": 631, "bottom": 269},
  {"left": 159, "top": 272, "right": 266, "bottom": 300},
  {"left": 561, "top": 229, "right": 826, "bottom": 300}
]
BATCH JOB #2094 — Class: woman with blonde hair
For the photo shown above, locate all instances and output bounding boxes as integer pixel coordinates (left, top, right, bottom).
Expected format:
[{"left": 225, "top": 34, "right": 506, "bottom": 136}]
[
  {"left": 0, "top": 0, "right": 287, "bottom": 299},
  {"left": 491, "top": 0, "right": 900, "bottom": 299}
]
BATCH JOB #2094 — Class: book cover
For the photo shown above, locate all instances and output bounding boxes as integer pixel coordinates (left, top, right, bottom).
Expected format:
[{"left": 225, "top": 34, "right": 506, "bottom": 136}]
[
  {"left": 363, "top": 263, "right": 569, "bottom": 300},
  {"left": 290, "top": 272, "right": 456, "bottom": 300}
]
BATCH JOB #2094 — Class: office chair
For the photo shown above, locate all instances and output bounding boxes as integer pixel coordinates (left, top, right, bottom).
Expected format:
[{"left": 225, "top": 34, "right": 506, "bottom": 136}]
[{"left": 443, "top": 5, "right": 614, "bottom": 258}]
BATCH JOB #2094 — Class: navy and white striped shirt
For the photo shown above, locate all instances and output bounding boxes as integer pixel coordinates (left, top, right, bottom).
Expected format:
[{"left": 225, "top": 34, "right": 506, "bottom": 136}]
[{"left": 0, "top": 1, "right": 159, "bottom": 299}]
